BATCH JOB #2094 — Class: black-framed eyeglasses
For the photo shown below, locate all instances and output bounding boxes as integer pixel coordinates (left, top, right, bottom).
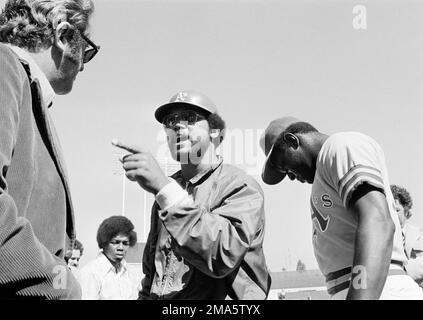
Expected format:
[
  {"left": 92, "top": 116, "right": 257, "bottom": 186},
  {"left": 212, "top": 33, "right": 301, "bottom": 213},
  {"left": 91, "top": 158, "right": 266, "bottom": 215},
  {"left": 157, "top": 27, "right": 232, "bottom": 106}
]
[
  {"left": 80, "top": 33, "right": 100, "bottom": 64},
  {"left": 163, "top": 110, "right": 207, "bottom": 128}
]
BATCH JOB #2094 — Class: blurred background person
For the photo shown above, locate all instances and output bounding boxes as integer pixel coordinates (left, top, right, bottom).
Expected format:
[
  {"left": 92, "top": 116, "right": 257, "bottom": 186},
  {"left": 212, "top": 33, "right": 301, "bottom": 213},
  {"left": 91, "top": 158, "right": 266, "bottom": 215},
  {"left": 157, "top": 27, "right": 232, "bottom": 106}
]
[
  {"left": 65, "top": 239, "right": 84, "bottom": 281},
  {"left": 79, "top": 216, "right": 139, "bottom": 300},
  {"left": 391, "top": 185, "right": 423, "bottom": 288},
  {"left": 278, "top": 289, "right": 286, "bottom": 300}
]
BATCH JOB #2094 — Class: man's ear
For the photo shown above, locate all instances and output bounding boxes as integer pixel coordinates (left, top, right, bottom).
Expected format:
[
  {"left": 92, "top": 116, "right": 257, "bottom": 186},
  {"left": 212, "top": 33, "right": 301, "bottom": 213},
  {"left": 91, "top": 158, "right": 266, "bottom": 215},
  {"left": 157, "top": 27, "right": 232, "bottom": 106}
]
[
  {"left": 283, "top": 132, "right": 300, "bottom": 149},
  {"left": 209, "top": 129, "right": 220, "bottom": 140},
  {"left": 54, "top": 21, "right": 75, "bottom": 51},
  {"left": 209, "top": 129, "right": 224, "bottom": 147}
]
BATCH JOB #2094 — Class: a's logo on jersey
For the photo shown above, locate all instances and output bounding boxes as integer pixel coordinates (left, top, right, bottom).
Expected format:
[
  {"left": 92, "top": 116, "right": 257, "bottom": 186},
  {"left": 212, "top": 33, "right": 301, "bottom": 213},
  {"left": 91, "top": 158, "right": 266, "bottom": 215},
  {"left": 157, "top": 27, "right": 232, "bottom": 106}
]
[
  {"left": 176, "top": 92, "right": 188, "bottom": 101},
  {"left": 310, "top": 198, "right": 330, "bottom": 232},
  {"left": 321, "top": 194, "right": 333, "bottom": 208}
]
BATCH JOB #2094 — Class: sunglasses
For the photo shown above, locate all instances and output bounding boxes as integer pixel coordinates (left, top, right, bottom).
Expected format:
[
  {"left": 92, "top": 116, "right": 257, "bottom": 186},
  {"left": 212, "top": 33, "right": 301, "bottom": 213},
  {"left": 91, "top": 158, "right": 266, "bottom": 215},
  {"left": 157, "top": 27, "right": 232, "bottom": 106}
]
[
  {"left": 163, "top": 110, "right": 207, "bottom": 128},
  {"left": 80, "top": 33, "right": 100, "bottom": 64}
]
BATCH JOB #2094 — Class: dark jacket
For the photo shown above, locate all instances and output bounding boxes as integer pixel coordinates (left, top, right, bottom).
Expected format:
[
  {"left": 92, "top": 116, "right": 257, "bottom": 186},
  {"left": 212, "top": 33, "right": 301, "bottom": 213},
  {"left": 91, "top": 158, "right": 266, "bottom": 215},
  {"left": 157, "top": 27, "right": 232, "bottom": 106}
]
[
  {"left": 0, "top": 43, "right": 80, "bottom": 299},
  {"left": 140, "top": 160, "right": 271, "bottom": 299}
]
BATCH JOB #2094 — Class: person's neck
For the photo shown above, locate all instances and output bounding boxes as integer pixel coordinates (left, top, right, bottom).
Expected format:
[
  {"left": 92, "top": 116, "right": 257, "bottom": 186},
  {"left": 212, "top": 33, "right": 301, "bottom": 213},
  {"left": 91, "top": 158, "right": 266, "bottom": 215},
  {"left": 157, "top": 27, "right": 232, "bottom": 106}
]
[
  {"left": 28, "top": 48, "right": 55, "bottom": 82},
  {"left": 103, "top": 252, "right": 122, "bottom": 273},
  {"left": 309, "top": 133, "right": 329, "bottom": 165},
  {"left": 180, "top": 148, "right": 219, "bottom": 181}
]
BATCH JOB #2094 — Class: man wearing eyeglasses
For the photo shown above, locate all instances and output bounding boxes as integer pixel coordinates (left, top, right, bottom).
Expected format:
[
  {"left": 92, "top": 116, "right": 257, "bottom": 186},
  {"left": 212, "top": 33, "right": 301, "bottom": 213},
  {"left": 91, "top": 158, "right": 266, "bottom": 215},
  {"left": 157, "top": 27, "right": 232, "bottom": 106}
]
[
  {"left": 79, "top": 216, "right": 139, "bottom": 300},
  {"left": 112, "top": 90, "right": 271, "bottom": 299},
  {"left": 0, "top": 0, "right": 99, "bottom": 299}
]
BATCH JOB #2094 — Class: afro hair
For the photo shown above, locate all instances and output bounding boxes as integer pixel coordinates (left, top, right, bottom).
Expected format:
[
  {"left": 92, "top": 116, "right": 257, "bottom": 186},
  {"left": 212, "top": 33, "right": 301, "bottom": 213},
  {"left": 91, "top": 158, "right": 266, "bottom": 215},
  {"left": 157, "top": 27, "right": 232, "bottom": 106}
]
[
  {"left": 207, "top": 113, "right": 226, "bottom": 147},
  {"left": 96, "top": 216, "right": 137, "bottom": 249}
]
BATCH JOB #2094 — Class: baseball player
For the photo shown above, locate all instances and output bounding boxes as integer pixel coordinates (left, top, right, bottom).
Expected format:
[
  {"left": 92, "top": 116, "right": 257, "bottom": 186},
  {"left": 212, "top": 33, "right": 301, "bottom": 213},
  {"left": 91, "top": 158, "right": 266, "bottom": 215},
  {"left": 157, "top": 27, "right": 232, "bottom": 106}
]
[
  {"left": 112, "top": 90, "right": 271, "bottom": 299},
  {"left": 261, "top": 117, "right": 423, "bottom": 299}
]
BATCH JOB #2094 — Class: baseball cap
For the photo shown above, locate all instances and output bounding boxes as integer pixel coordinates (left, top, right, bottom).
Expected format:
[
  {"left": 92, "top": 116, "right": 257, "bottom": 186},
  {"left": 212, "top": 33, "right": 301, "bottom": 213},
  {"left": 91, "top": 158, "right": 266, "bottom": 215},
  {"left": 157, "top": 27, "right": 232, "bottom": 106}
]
[
  {"left": 155, "top": 90, "right": 218, "bottom": 124},
  {"left": 260, "top": 116, "right": 300, "bottom": 185}
]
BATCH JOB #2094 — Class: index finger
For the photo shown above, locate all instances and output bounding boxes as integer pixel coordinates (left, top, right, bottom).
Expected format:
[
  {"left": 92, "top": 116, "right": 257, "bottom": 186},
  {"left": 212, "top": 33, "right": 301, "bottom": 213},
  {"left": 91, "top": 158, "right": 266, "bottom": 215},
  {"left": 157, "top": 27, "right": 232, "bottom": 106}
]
[{"left": 111, "top": 139, "right": 146, "bottom": 154}]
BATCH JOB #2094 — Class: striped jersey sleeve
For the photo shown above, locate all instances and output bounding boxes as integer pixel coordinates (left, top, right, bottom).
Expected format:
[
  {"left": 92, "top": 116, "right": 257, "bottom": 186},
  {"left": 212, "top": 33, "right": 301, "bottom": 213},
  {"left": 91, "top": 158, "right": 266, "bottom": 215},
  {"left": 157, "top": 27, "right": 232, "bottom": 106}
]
[{"left": 319, "top": 132, "right": 386, "bottom": 208}]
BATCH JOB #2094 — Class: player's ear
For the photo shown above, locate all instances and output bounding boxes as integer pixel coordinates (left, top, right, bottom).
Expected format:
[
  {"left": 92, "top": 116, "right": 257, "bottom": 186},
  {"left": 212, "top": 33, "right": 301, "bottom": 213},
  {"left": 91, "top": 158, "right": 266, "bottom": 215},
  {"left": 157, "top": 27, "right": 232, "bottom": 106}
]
[
  {"left": 283, "top": 133, "right": 300, "bottom": 149},
  {"left": 209, "top": 129, "right": 221, "bottom": 143}
]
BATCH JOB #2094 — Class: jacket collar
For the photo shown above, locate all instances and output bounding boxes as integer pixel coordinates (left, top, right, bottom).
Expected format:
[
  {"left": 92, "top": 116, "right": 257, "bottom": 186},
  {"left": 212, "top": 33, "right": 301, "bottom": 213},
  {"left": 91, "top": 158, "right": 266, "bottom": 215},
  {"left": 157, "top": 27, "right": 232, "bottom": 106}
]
[
  {"left": 5, "top": 44, "right": 55, "bottom": 108},
  {"left": 172, "top": 155, "right": 223, "bottom": 187},
  {"left": 8, "top": 43, "right": 77, "bottom": 249}
]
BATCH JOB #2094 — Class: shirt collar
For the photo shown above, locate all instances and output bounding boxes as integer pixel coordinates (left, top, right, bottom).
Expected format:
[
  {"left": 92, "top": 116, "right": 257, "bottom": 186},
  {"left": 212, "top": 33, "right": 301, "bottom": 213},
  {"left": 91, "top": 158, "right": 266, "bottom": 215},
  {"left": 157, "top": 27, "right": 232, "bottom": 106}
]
[
  {"left": 173, "top": 155, "right": 223, "bottom": 187},
  {"left": 97, "top": 252, "right": 128, "bottom": 277},
  {"left": 5, "top": 44, "right": 55, "bottom": 108}
]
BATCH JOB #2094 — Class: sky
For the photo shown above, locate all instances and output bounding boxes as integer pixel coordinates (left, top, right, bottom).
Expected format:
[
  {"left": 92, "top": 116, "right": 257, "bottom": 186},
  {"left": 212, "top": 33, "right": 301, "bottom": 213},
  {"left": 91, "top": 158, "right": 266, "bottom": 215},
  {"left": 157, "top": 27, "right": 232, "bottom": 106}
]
[{"left": 2, "top": 0, "right": 423, "bottom": 272}]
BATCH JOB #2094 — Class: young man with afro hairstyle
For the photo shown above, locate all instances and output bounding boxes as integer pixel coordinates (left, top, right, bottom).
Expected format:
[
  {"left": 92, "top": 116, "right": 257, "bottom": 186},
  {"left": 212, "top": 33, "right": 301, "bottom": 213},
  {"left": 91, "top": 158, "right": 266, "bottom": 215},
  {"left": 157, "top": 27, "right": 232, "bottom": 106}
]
[{"left": 79, "top": 216, "right": 139, "bottom": 300}]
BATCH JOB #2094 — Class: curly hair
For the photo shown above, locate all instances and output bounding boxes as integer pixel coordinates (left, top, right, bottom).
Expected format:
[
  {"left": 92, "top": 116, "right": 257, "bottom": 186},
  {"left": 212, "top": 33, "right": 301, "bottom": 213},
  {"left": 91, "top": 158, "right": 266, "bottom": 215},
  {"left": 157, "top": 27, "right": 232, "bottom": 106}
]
[
  {"left": 74, "top": 238, "right": 84, "bottom": 255},
  {"left": 0, "top": 0, "right": 94, "bottom": 52},
  {"left": 64, "top": 238, "right": 83, "bottom": 262},
  {"left": 207, "top": 112, "right": 226, "bottom": 147},
  {"left": 391, "top": 184, "right": 413, "bottom": 218},
  {"left": 96, "top": 216, "right": 137, "bottom": 250}
]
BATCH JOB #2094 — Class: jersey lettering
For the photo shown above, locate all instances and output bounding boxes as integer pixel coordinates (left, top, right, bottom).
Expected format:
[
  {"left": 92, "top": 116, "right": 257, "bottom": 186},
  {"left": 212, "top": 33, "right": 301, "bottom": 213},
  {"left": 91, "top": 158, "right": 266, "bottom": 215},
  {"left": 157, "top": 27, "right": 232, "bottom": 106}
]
[
  {"left": 311, "top": 198, "right": 330, "bottom": 232},
  {"left": 321, "top": 194, "right": 333, "bottom": 208}
]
